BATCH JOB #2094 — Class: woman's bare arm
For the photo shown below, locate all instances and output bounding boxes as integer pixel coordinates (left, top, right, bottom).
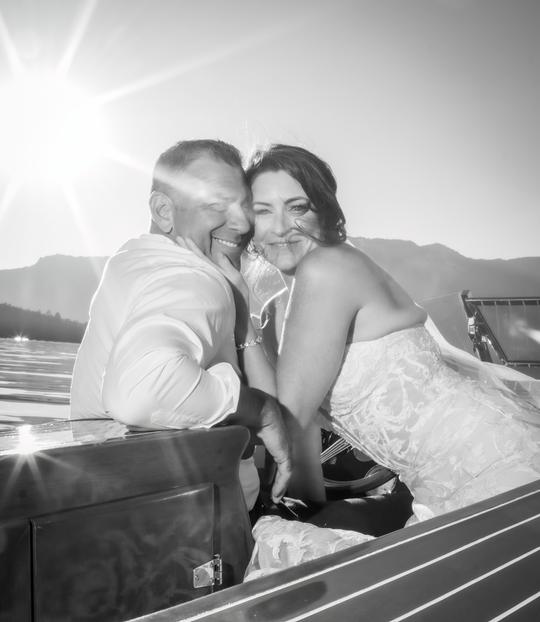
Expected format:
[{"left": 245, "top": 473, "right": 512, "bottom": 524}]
[{"left": 277, "top": 246, "right": 359, "bottom": 501}]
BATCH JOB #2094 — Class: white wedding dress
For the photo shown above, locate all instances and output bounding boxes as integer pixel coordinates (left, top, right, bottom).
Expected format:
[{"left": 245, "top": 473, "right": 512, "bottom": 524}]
[
  {"left": 242, "top": 254, "right": 540, "bottom": 580},
  {"left": 321, "top": 324, "right": 540, "bottom": 521}
]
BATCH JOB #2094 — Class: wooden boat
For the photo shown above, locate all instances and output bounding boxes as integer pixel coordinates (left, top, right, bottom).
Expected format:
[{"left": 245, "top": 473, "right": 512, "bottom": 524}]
[
  {"left": 133, "top": 479, "right": 540, "bottom": 621},
  {"left": 1, "top": 296, "right": 539, "bottom": 621},
  {"left": 461, "top": 291, "right": 540, "bottom": 379},
  {"left": 2, "top": 416, "right": 539, "bottom": 622},
  {"left": 0, "top": 420, "right": 253, "bottom": 621}
]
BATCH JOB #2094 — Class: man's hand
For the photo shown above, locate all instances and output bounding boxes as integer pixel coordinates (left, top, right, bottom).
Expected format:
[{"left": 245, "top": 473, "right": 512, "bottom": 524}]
[
  {"left": 229, "top": 386, "right": 292, "bottom": 504},
  {"left": 257, "top": 394, "right": 292, "bottom": 503}
]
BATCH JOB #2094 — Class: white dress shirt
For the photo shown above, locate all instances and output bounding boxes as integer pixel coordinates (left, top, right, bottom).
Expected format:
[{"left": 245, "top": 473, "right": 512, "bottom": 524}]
[{"left": 71, "top": 233, "right": 259, "bottom": 507}]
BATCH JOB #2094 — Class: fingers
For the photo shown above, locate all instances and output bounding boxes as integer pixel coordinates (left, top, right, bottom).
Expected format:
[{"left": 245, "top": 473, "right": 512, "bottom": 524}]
[
  {"left": 177, "top": 237, "right": 235, "bottom": 279},
  {"left": 213, "top": 253, "right": 248, "bottom": 296},
  {"left": 271, "top": 458, "right": 292, "bottom": 503},
  {"left": 258, "top": 402, "right": 292, "bottom": 503},
  {"left": 213, "top": 250, "right": 232, "bottom": 271},
  {"left": 214, "top": 252, "right": 239, "bottom": 279}
]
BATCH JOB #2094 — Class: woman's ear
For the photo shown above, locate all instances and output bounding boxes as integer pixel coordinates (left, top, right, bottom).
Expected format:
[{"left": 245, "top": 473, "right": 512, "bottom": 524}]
[{"left": 149, "top": 191, "right": 175, "bottom": 234}]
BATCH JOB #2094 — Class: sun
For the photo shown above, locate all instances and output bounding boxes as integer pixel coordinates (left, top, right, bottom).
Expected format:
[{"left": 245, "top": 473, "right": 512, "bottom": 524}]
[{"left": 0, "top": 71, "right": 107, "bottom": 186}]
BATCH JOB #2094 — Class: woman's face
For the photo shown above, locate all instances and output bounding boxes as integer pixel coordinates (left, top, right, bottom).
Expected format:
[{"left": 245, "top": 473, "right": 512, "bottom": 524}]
[{"left": 251, "top": 170, "right": 321, "bottom": 275}]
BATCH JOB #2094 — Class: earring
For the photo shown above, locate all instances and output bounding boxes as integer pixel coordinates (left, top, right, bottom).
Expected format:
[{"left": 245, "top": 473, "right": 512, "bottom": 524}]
[{"left": 247, "top": 240, "right": 265, "bottom": 257}]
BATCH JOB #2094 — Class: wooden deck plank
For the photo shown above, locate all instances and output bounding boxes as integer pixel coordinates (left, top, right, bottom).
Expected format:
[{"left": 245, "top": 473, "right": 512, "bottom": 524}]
[{"left": 131, "top": 481, "right": 540, "bottom": 622}]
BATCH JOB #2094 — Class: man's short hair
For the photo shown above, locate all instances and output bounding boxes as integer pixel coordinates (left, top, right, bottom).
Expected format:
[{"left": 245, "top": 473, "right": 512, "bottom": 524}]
[{"left": 151, "top": 139, "right": 245, "bottom": 194}]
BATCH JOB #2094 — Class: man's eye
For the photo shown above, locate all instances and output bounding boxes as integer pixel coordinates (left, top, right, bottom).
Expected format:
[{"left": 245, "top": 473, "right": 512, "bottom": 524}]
[{"left": 207, "top": 203, "right": 227, "bottom": 212}]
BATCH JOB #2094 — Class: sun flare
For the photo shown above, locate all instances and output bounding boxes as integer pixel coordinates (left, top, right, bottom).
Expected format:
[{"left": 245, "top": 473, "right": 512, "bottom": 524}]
[{"left": 0, "top": 71, "right": 107, "bottom": 186}]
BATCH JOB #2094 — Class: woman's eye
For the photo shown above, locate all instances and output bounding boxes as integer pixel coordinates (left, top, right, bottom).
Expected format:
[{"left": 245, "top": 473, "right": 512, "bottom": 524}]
[
  {"left": 289, "top": 203, "right": 310, "bottom": 214},
  {"left": 254, "top": 208, "right": 271, "bottom": 215}
]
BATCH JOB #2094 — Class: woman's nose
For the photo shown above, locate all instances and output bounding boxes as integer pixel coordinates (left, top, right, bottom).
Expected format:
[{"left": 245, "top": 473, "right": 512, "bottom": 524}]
[{"left": 272, "top": 209, "right": 292, "bottom": 236}]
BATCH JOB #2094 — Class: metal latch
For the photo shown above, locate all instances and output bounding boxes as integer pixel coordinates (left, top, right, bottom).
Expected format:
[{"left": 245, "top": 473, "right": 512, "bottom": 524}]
[{"left": 193, "top": 554, "right": 222, "bottom": 588}]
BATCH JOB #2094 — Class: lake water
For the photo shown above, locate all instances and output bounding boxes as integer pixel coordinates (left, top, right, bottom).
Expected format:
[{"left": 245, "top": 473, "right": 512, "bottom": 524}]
[{"left": 0, "top": 338, "right": 78, "bottom": 405}]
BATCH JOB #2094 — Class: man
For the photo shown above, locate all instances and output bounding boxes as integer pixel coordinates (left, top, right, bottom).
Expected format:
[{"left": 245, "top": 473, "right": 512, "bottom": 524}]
[{"left": 70, "top": 139, "right": 291, "bottom": 509}]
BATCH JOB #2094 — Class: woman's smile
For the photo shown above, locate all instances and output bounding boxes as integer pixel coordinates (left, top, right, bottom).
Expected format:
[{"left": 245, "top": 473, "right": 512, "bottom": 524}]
[{"left": 268, "top": 239, "right": 301, "bottom": 247}]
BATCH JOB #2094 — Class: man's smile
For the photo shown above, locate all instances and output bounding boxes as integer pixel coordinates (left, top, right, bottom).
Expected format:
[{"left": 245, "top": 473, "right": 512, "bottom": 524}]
[{"left": 211, "top": 235, "right": 242, "bottom": 248}]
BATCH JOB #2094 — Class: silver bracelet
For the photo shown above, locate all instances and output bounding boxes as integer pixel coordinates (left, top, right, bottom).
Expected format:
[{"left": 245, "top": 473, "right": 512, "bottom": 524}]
[{"left": 236, "top": 335, "right": 263, "bottom": 350}]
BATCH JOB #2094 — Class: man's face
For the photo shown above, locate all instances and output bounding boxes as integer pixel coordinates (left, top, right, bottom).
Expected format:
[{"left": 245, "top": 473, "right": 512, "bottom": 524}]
[{"left": 169, "top": 155, "right": 252, "bottom": 267}]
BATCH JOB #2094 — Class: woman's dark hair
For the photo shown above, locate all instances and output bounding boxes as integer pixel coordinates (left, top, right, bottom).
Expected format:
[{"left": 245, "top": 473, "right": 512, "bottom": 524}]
[{"left": 246, "top": 144, "right": 347, "bottom": 244}]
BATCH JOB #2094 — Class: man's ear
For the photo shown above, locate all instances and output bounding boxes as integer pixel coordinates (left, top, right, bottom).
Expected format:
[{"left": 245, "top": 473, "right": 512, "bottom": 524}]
[{"left": 149, "top": 191, "right": 175, "bottom": 234}]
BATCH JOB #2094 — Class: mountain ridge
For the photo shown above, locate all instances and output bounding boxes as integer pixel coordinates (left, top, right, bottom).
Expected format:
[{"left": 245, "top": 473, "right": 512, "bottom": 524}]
[
  {"left": 0, "top": 254, "right": 108, "bottom": 325},
  {"left": 1, "top": 239, "right": 539, "bottom": 351}
]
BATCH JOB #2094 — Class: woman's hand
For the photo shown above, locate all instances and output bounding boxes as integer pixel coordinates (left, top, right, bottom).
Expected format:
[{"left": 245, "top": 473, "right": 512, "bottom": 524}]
[
  {"left": 177, "top": 235, "right": 248, "bottom": 300},
  {"left": 213, "top": 251, "right": 253, "bottom": 343},
  {"left": 212, "top": 250, "right": 250, "bottom": 307},
  {"left": 257, "top": 394, "right": 292, "bottom": 503},
  {"left": 177, "top": 235, "right": 252, "bottom": 341}
]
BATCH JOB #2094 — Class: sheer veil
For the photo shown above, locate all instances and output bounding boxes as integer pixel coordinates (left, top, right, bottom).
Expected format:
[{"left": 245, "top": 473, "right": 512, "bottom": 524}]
[{"left": 242, "top": 250, "right": 289, "bottom": 328}]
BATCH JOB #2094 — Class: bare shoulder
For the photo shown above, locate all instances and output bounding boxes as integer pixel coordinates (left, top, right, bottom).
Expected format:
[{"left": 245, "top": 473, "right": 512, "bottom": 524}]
[{"left": 296, "top": 243, "right": 371, "bottom": 285}]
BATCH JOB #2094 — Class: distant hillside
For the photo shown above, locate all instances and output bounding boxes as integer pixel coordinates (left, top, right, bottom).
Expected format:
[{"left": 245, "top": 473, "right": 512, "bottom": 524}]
[
  {"left": 0, "top": 241, "right": 539, "bottom": 351},
  {"left": 0, "top": 255, "right": 108, "bottom": 322},
  {"left": 350, "top": 237, "right": 540, "bottom": 352},
  {"left": 0, "top": 303, "right": 86, "bottom": 343}
]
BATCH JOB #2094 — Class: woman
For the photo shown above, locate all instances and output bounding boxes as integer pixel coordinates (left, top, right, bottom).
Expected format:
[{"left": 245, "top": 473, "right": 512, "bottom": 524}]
[{"left": 239, "top": 144, "right": 540, "bottom": 523}]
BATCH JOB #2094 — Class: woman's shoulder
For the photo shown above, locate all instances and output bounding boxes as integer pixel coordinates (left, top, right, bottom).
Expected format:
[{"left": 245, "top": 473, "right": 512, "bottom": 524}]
[{"left": 296, "top": 243, "right": 371, "bottom": 282}]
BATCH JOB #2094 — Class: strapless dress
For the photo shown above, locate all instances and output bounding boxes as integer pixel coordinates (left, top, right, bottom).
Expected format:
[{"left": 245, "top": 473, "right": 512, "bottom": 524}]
[{"left": 322, "top": 325, "right": 540, "bottom": 520}]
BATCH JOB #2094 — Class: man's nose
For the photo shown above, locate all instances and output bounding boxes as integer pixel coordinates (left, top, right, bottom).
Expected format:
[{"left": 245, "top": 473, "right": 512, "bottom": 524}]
[{"left": 228, "top": 202, "right": 252, "bottom": 234}]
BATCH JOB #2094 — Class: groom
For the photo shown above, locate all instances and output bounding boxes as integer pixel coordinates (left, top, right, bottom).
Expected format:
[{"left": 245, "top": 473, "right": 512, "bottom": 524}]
[{"left": 70, "top": 139, "right": 291, "bottom": 509}]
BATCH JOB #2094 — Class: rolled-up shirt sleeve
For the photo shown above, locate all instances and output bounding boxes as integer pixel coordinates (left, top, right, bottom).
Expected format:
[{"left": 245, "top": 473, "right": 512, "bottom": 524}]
[{"left": 102, "top": 312, "right": 240, "bottom": 429}]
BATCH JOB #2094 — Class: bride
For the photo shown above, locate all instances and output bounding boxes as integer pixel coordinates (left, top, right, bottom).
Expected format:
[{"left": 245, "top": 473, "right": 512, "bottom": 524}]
[{"left": 212, "top": 144, "right": 540, "bottom": 575}]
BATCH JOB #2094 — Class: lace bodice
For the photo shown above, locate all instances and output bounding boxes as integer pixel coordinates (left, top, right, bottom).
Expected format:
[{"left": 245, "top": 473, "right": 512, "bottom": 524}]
[{"left": 323, "top": 326, "right": 540, "bottom": 519}]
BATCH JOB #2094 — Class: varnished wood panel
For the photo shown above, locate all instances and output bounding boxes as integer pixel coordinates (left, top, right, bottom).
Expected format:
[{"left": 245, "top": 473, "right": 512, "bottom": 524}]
[
  {"left": 0, "top": 423, "right": 254, "bottom": 620},
  {"left": 0, "top": 519, "right": 31, "bottom": 622},
  {"left": 32, "top": 484, "right": 214, "bottom": 622}
]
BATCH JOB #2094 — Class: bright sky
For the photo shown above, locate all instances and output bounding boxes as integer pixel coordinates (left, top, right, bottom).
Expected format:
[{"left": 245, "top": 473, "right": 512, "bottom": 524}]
[{"left": 0, "top": 0, "right": 538, "bottom": 270}]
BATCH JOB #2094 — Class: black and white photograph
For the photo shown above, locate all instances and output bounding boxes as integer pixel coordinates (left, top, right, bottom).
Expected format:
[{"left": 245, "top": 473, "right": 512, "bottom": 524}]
[{"left": 1, "top": 1, "right": 539, "bottom": 620}]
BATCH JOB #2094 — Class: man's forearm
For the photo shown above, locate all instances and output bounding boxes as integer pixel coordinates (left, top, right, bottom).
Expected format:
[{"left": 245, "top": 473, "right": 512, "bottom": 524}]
[{"left": 103, "top": 341, "right": 240, "bottom": 429}]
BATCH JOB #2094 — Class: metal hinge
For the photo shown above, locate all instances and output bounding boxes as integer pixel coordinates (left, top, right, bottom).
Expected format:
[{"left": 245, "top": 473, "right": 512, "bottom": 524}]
[{"left": 193, "top": 554, "right": 222, "bottom": 588}]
